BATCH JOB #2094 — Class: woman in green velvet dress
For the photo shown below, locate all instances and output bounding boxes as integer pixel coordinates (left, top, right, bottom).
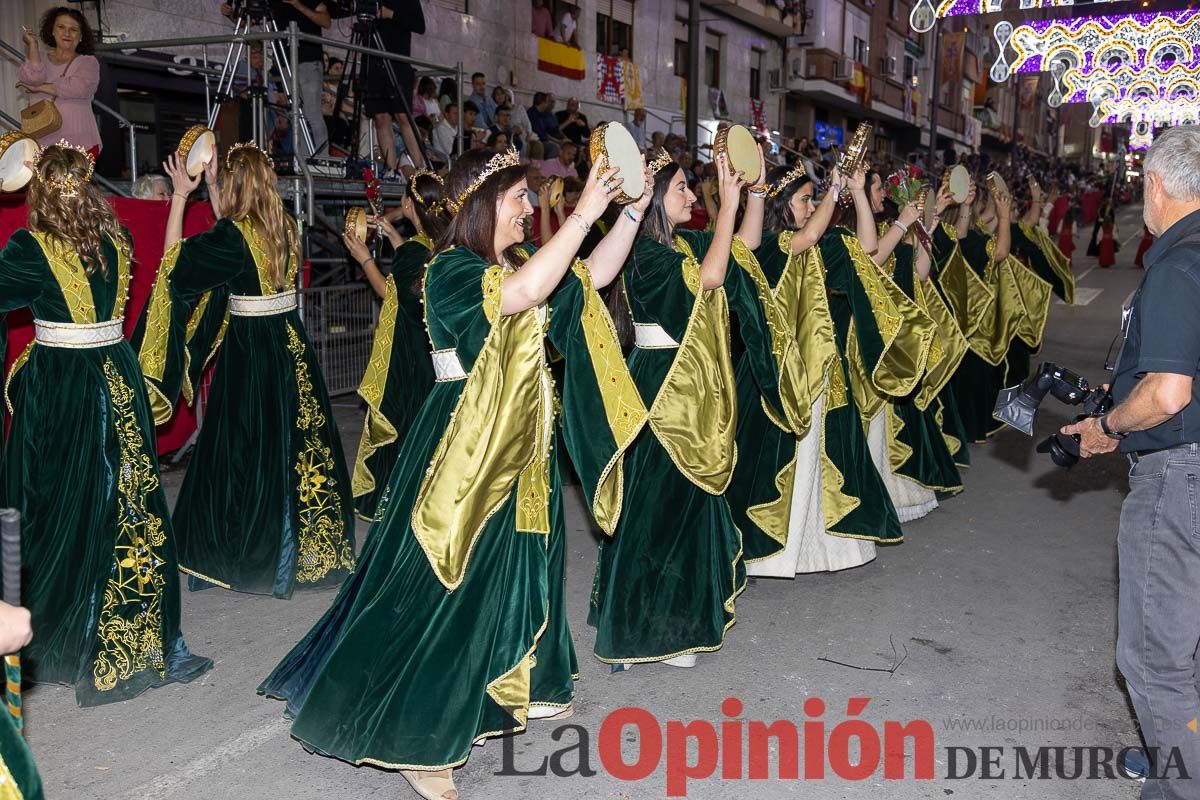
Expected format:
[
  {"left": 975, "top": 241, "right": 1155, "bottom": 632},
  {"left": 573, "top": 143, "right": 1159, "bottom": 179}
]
[
  {"left": 1009, "top": 178, "right": 1075, "bottom": 305},
  {"left": 133, "top": 144, "right": 356, "bottom": 599},
  {"left": 589, "top": 143, "right": 806, "bottom": 667},
  {"left": 861, "top": 171, "right": 965, "bottom": 519},
  {"left": 727, "top": 164, "right": 898, "bottom": 576},
  {"left": 343, "top": 171, "right": 444, "bottom": 520},
  {"left": 261, "top": 147, "right": 651, "bottom": 800},
  {"left": 1, "top": 144, "right": 211, "bottom": 705}
]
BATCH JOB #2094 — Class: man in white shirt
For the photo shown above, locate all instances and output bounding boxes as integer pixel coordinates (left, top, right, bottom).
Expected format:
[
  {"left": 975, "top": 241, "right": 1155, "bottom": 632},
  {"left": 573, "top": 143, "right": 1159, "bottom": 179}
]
[
  {"left": 627, "top": 107, "right": 647, "bottom": 149},
  {"left": 431, "top": 101, "right": 458, "bottom": 158},
  {"left": 558, "top": 5, "right": 580, "bottom": 47}
]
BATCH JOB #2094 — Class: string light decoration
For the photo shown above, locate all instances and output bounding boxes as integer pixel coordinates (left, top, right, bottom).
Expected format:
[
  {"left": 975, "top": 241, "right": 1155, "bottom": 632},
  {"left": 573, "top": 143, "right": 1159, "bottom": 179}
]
[
  {"left": 990, "top": 10, "right": 1200, "bottom": 83},
  {"left": 1054, "top": 63, "right": 1200, "bottom": 110},
  {"left": 1128, "top": 120, "right": 1155, "bottom": 151},
  {"left": 908, "top": 0, "right": 1124, "bottom": 34},
  {"left": 1092, "top": 97, "right": 1200, "bottom": 128}
]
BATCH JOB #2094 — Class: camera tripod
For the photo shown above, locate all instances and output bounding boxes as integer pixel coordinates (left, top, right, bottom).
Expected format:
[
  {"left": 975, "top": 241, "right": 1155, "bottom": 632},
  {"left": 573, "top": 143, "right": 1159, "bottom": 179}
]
[
  {"left": 330, "top": 3, "right": 429, "bottom": 174},
  {"left": 207, "top": 2, "right": 317, "bottom": 156}
]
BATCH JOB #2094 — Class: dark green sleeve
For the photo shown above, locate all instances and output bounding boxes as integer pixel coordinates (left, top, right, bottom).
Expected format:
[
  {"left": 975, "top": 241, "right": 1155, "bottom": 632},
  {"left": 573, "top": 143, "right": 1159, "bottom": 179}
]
[
  {"left": 0, "top": 230, "right": 46, "bottom": 313},
  {"left": 932, "top": 224, "right": 956, "bottom": 266},
  {"left": 891, "top": 242, "right": 916, "bottom": 300},
  {"left": 754, "top": 229, "right": 789, "bottom": 288},
  {"left": 725, "top": 253, "right": 784, "bottom": 418},
  {"left": 422, "top": 246, "right": 494, "bottom": 369},
  {"left": 819, "top": 233, "right": 886, "bottom": 369},
  {"left": 1010, "top": 223, "right": 1066, "bottom": 300},
  {"left": 959, "top": 229, "right": 991, "bottom": 277},
  {"left": 172, "top": 218, "right": 251, "bottom": 302},
  {"left": 676, "top": 228, "right": 714, "bottom": 260},
  {"left": 389, "top": 240, "right": 432, "bottom": 293},
  {"left": 623, "top": 236, "right": 698, "bottom": 340}
]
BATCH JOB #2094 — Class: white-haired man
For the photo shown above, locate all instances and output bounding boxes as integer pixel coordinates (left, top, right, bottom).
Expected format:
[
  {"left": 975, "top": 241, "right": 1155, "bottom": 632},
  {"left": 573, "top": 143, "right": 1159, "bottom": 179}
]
[{"left": 1063, "top": 125, "right": 1200, "bottom": 798}]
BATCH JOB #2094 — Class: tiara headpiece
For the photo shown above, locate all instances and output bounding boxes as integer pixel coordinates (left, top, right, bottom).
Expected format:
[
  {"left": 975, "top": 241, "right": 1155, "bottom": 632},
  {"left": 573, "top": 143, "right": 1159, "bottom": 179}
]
[
  {"left": 224, "top": 140, "right": 270, "bottom": 167},
  {"left": 648, "top": 148, "right": 674, "bottom": 176},
  {"left": 444, "top": 147, "right": 521, "bottom": 214},
  {"left": 33, "top": 139, "right": 94, "bottom": 198},
  {"left": 766, "top": 163, "right": 808, "bottom": 198},
  {"left": 409, "top": 168, "right": 444, "bottom": 208}
]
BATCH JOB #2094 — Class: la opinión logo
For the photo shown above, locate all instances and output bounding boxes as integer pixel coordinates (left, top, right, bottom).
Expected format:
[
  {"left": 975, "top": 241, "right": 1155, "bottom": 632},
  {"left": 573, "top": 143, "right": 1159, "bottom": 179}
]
[{"left": 497, "top": 697, "right": 1180, "bottom": 796}]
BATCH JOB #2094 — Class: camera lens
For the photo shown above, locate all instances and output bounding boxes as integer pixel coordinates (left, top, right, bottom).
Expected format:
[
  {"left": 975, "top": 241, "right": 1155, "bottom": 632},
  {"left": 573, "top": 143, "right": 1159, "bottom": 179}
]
[{"left": 1037, "top": 433, "right": 1080, "bottom": 469}]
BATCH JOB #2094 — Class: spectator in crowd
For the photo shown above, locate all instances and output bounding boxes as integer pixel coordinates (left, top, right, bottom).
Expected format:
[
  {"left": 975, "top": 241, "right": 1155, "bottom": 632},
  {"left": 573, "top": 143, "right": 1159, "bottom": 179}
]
[
  {"left": 539, "top": 140, "right": 578, "bottom": 179},
  {"left": 527, "top": 91, "right": 562, "bottom": 156},
  {"left": 555, "top": 96, "right": 590, "bottom": 145},
  {"left": 485, "top": 128, "right": 509, "bottom": 149},
  {"left": 488, "top": 104, "right": 523, "bottom": 154},
  {"left": 462, "top": 99, "right": 482, "bottom": 149},
  {"left": 131, "top": 173, "right": 170, "bottom": 200},
  {"left": 437, "top": 76, "right": 457, "bottom": 111},
  {"left": 366, "top": 0, "right": 427, "bottom": 178},
  {"left": 412, "top": 76, "right": 440, "bottom": 122},
  {"left": 467, "top": 71, "right": 496, "bottom": 128},
  {"left": 531, "top": 0, "right": 555, "bottom": 39},
  {"left": 322, "top": 86, "right": 352, "bottom": 155},
  {"left": 650, "top": 130, "right": 665, "bottom": 153},
  {"left": 627, "top": 107, "right": 647, "bottom": 148},
  {"left": 432, "top": 100, "right": 458, "bottom": 156},
  {"left": 18, "top": 8, "right": 101, "bottom": 155},
  {"left": 558, "top": 4, "right": 581, "bottom": 47},
  {"left": 221, "top": 0, "right": 331, "bottom": 159}
]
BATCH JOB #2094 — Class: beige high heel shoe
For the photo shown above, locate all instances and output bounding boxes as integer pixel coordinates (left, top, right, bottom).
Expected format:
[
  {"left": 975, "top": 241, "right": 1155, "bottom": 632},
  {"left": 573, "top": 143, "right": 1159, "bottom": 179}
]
[{"left": 400, "top": 768, "right": 458, "bottom": 800}]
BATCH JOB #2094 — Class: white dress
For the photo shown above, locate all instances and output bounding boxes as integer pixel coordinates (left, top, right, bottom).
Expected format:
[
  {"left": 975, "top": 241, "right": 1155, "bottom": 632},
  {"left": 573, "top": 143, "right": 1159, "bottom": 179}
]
[
  {"left": 867, "top": 408, "right": 938, "bottom": 523},
  {"left": 746, "top": 393, "right": 877, "bottom": 577}
]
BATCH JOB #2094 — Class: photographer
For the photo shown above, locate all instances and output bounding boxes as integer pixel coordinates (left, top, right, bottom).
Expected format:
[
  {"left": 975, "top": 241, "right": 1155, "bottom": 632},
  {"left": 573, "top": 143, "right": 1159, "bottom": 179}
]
[
  {"left": 363, "top": 0, "right": 426, "bottom": 178},
  {"left": 221, "top": 0, "right": 332, "bottom": 158},
  {"left": 1062, "top": 126, "right": 1200, "bottom": 796}
]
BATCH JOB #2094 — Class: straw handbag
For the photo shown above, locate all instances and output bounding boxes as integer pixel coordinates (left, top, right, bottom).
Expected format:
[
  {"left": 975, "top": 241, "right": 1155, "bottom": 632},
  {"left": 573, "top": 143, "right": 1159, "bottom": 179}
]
[{"left": 20, "top": 55, "right": 77, "bottom": 139}]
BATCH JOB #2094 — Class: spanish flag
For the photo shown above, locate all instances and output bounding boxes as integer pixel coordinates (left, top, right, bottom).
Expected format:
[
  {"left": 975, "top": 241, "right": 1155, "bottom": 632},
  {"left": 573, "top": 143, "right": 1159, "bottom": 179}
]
[{"left": 537, "top": 36, "right": 585, "bottom": 80}]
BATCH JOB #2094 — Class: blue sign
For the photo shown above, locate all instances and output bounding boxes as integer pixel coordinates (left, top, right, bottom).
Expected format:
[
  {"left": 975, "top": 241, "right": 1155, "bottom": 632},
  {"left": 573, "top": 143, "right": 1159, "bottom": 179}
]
[{"left": 815, "top": 121, "right": 844, "bottom": 149}]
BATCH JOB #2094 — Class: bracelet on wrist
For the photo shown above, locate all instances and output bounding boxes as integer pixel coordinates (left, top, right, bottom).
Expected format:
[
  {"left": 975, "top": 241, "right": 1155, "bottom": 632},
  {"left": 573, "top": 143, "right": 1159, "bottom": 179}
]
[
  {"left": 568, "top": 212, "right": 591, "bottom": 235},
  {"left": 894, "top": 221, "right": 910, "bottom": 234},
  {"left": 623, "top": 207, "right": 642, "bottom": 224}
]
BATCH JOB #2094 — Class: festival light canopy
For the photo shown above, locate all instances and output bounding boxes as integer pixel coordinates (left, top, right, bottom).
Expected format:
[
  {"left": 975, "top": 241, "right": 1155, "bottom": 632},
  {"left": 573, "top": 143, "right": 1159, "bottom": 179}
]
[
  {"left": 1092, "top": 97, "right": 1200, "bottom": 128},
  {"left": 1054, "top": 63, "right": 1200, "bottom": 110},
  {"left": 908, "top": 0, "right": 1124, "bottom": 34},
  {"left": 990, "top": 10, "right": 1200, "bottom": 83}
]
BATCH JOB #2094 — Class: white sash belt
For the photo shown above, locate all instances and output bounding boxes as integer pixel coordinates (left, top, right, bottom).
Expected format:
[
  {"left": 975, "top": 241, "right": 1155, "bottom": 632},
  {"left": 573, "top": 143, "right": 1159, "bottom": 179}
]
[
  {"left": 633, "top": 322, "right": 680, "bottom": 349},
  {"left": 229, "top": 290, "right": 298, "bottom": 317},
  {"left": 34, "top": 317, "right": 124, "bottom": 349},
  {"left": 432, "top": 349, "right": 467, "bottom": 382}
]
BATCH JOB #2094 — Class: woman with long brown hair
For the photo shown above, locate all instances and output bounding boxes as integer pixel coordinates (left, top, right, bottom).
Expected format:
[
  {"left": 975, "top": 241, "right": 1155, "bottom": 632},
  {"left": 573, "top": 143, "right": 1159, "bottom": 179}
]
[
  {"left": 344, "top": 170, "right": 447, "bottom": 519},
  {"left": 1, "top": 143, "right": 211, "bottom": 705},
  {"left": 133, "top": 143, "right": 356, "bottom": 599},
  {"left": 261, "top": 146, "right": 649, "bottom": 800}
]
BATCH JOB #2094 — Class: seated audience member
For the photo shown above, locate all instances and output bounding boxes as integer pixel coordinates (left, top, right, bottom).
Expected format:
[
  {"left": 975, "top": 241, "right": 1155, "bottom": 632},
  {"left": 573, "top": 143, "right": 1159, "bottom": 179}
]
[
  {"left": 131, "top": 173, "right": 170, "bottom": 200},
  {"left": 539, "top": 140, "right": 578, "bottom": 179},
  {"left": 555, "top": 96, "right": 590, "bottom": 145}
]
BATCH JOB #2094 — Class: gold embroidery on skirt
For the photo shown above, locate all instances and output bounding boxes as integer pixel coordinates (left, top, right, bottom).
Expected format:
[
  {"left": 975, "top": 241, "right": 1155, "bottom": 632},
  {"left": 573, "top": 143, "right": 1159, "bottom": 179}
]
[
  {"left": 286, "top": 324, "right": 356, "bottom": 583},
  {"left": 94, "top": 359, "right": 167, "bottom": 692}
]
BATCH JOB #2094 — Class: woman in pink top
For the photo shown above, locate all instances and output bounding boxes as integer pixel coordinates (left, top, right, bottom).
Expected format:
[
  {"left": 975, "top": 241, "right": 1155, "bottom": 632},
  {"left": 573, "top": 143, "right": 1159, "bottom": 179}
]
[{"left": 18, "top": 7, "right": 102, "bottom": 156}]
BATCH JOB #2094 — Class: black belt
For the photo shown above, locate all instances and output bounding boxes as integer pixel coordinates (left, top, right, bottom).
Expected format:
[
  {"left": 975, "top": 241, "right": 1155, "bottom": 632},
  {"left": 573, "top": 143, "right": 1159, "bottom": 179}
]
[{"left": 1128, "top": 443, "right": 1196, "bottom": 463}]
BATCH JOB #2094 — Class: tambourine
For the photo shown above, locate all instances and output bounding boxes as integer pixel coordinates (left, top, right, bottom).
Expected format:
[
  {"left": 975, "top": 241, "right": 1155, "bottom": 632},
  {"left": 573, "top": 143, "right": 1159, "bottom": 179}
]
[
  {"left": 345, "top": 207, "right": 369, "bottom": 244},
  {"left": 985, "top": 171, "right": 1010, "bottom": 205},
  {"left": 0, "top": 131, "right": 39, "bottom": 192},
  {"left": 545, "top": 176, "right": 563, "bottom": 209},
  {"left": 838, "top": 123, "right": 873, "bottom": 180},
  {"left": 177, "top": 125, "right": 217, "bottom": 178},
  {"left": 947, "top": 164, "right": 971, "bottom": 204},
  {"left": 588, "top": 121, "right": 646, "bottom": 204},
  {"left": 714, "top": 124, "right": 761, "bottom": 185}
]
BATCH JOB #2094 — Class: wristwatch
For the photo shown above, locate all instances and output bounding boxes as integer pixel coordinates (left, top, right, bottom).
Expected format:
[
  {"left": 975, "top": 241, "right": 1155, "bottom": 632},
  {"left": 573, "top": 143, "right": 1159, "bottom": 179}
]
[{"left": 1100, "top": 414, "right": 1126, "bottom": 440}]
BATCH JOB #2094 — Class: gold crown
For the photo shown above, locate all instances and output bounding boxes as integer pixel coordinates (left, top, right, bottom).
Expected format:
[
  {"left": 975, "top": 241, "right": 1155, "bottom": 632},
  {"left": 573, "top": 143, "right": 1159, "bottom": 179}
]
[
  {"left": 409, "top": 168, "right": 444, "bottom": 208},
  {"left": 33, "top": 139, "right": 95, "bottom": 198},
  {"left": 411, "top": 168, "right": 443, "bottom": 186},
  {"left": 224, "top": 140, "right": 270, "bottom": 167},
  {"left": 445, "top": 147, "right": 521, "bottom": 213},
  {"left": 648, "top": 148, "right": 674, "bottom": 175},
  {"left": 766, "top": 163, "right": 807, "bottom": 198}
]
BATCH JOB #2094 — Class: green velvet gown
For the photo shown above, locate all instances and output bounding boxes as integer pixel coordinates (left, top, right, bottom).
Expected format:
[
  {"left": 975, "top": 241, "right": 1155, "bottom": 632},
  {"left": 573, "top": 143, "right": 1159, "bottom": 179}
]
[
  {"left": 1011, "top": 222, "right": 1074, "bottom": 305},
  {"left": 880, "top": 237, "right": 964, "bottom": 495},
  {"left": 351, "top": 234, "right": 436, "bottom": 520},
  {"left": 133, "top": 218, "right": 356, "bottom": 599},
  {"left": 260, "top": 246, "right": 645, "bottom": 770},
  {"left": 0, "top": 711, "right": 42, "bottom": 800},
  {"left": 590, "top": 229, "right": 796, "bottom": 663},
  {"left": 1, "top": 229, "right": 212, "bottom": 706}
]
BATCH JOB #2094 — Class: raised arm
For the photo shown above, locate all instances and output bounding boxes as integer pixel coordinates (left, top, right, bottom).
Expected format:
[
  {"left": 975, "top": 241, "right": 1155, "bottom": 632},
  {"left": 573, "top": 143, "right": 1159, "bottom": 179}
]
[
  {"left": 873, "top": 201, "right": 921, "bottom": 266},
  {"left": 735, "top": 144, "right": 768, "bottom": 250},
  {"left": 19, "top": 26, "right": 40, "bottom": 67},
  {"left": 163, "top": 153, "right": 203, "bottom": 252},
  {"left": 584, "top": 166, "right": 652, "bottom": 289},
  {"left": 914, "top": 233, "right": 933, "bottom": 281},
  {"left": 1020, "top": 181, "right": 1043, "bottom": 228},
  {"left": 844, "top": 167, "right": 877, "bottom": 255},
  {"left": 955, "top": 183, "right": 976, "bottom": 240},
  {"left": 500, "top": 160, "right": 621, "bottom": 314},
  {"left": 790, "top": 169, "right": 845, "bottom": 253},
  {"left": 700, "top": 149, "right": 748, "bottom": 290},
  {"left": 343, "top": 233, "right": 388, "bottom": 299},
  {"left": 992, "top": 193, "right": 1013, "bottom": 263}
]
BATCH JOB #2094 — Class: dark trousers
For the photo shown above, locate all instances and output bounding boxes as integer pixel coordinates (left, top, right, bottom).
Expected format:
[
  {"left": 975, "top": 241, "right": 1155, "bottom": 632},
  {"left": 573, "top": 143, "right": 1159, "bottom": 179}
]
[{"left": 1118, "top": 442, "right": 1200, "bottom": 799}]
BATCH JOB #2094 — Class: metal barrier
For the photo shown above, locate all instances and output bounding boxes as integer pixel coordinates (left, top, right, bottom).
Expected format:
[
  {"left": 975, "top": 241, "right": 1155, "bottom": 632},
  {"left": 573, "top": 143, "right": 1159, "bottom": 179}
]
[{"left": 300, "top": 282, "right": 378, "bottom": 397}]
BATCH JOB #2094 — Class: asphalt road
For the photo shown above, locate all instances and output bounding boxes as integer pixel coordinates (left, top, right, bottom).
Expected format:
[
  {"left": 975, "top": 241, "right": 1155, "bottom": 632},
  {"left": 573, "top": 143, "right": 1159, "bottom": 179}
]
[{"left": 28, "top": 203, "right": 1150, "bottom": 799}]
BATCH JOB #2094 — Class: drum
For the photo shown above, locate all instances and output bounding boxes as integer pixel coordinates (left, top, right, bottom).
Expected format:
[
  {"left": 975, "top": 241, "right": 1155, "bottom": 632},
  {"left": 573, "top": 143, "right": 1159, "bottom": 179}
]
[
  {"left": 838, "top": 122, "right": 873, "bottom": 179},
  {"left": 986, "top": 171, "right": 1010, "bottom": 204},
  {"left": 948, "top": 164, "right": 971, "bottom": 204},
  {"left": 713, "top": 124, "right": 761, "bottom": 184},
  {"left": 588, "top": 122, "right": 645, "bottom": 204},
  {"left": 545, "top": 176, "right": 563, "bottom": 209},
  {"left": 177, "top": 125, "right": 216, "bottom": 178},
  {"left": 0, "top": 131, "right": 39, "bottom": 192},
  {"left": 345, "top": 207, "right": 369, "bottom": 244}
]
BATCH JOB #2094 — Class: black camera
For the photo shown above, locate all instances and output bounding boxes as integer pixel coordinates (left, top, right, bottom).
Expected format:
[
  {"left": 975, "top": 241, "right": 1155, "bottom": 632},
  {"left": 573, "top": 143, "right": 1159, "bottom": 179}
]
[
  {"left": 232, "top": 0, "right": 271, "bottom": 21},
  {"left": 993, "top": 362, "right": 1114, "bottom": 468}
]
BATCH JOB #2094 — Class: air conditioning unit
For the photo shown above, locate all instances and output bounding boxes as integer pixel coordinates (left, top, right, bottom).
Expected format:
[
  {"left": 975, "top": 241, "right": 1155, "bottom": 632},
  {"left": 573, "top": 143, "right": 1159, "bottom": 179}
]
[
  {"left": 768, "top": 68, "right": 784, "bottom": 91},
  {"left": 880, "top": 56, "right": 898, "bottom": 77},
  {"left": 833, "top": 57, "right": 855, "bottom": 80},
  {"left": 789, "top": 52, "right": 805, "bottom": 81}
]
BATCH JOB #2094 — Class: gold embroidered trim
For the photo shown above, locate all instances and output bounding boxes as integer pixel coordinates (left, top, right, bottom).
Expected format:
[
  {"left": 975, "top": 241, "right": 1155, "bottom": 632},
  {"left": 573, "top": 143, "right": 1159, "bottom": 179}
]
[
  {"left": 93, "top": 358, "right": 167, "bottom": 693},
  {"left": 3, "top": 343, "right": 33, "bottom": 416},
  {"left": 352, "top": 275, "right": 401, "bottom": 500},
  {"left": 29, "top": 231, "right": 96, "bottom": 324},
  {"left": 285, "top": 324, "right": 355, "bottom": 583},
  {"left": 233, "top": 218, "right": 299, "bottom": 294}
]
